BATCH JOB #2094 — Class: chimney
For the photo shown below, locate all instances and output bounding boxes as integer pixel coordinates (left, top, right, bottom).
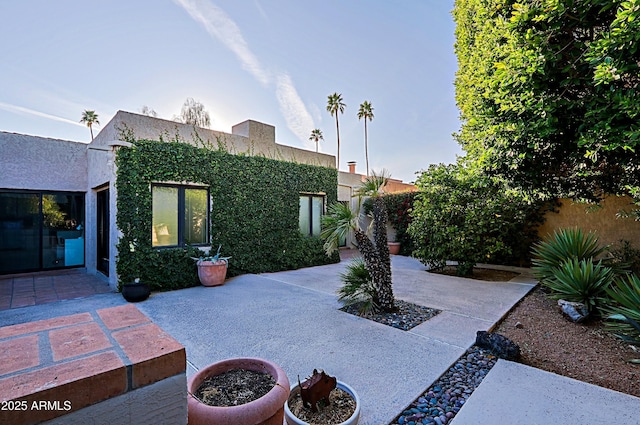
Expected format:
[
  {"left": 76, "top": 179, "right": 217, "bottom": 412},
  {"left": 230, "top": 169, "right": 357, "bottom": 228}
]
[{"left": 347, "top": 161, "right": 356, "bottom": 174}]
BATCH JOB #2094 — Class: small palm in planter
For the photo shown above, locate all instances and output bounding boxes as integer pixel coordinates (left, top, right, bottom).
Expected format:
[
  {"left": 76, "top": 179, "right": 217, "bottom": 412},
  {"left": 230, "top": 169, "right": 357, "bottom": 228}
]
[
  {"left": 192, "top": 245, "right": 231, "bottom": 287},
  {"left": 285, "top": 369, "right": 361, "bottom": 425}
]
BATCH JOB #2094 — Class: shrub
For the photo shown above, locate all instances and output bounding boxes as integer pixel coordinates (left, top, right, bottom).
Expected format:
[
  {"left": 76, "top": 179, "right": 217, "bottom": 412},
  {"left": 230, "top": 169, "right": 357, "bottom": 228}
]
[
  {"left": 607, "top": 240, "right": 640, "bottom": 276},
  {"left": 531, "top": 228, "right": 608, "bottom": 285},
  {"left": 337, "top": 257, "right": 376, "bottom": 314},
  {"left": 409, "top": 164, "right": 544, "bottom": 276},
  {"left": 602, "top": 274, "right": 640, "bottom": 355},
  {"left": 543, "top": 258, "right": 614, "bottom": 312}
]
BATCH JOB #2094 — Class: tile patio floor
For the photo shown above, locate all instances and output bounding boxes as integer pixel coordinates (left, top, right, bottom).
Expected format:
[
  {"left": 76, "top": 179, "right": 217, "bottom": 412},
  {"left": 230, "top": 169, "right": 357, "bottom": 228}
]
[{"left": 0, "top": 269, "right": 112, "bottom": 310}]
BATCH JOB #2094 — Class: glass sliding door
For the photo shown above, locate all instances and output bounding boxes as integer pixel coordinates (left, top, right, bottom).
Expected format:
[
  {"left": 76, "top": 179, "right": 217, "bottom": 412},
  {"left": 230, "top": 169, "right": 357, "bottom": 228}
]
[
  {"left": 0, "top": 192, "right": 41, "bottom": 273},
  {"left": 42, "top": 193, "right": 85, "bottom": 269},
  {"left": 0, "top": 190, "right": 85, "bottom": 274}
]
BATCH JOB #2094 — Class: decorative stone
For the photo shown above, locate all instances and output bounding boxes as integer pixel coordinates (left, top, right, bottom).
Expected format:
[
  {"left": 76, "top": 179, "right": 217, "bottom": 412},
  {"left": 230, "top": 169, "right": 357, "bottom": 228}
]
[
  {"left": 557, "top": 299, "right": 589, "bottom": 323},
  {"left": 474, "top": 331, "right": 520, "bottom": 360},
  {"left": 515, "top": 321, "right": 524, "bottom": 329}
]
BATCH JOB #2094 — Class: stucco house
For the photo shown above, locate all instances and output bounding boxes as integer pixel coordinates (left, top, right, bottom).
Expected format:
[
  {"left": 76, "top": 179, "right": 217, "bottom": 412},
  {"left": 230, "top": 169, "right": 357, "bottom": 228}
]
[{"left": 0, "top": 111, "right": 415, "bottom": 289}]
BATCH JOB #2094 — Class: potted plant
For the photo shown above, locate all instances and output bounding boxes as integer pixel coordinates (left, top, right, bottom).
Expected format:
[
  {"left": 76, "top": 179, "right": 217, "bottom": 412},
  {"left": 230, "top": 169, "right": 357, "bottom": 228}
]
[
  {"left": 387, "top": 241, "right": 401, "bottom": 255},
  {"left": 120, "top": 278, "right": 150, "bottom": 302},
  {"left": 192, "top": 245, "right": 231, "bottom": 287},
  {"left": 187, "top": 357, "right": 290, "bottom": 425},
  {"left": 284, "top": 369, "right": 361, "bottom": 425}
]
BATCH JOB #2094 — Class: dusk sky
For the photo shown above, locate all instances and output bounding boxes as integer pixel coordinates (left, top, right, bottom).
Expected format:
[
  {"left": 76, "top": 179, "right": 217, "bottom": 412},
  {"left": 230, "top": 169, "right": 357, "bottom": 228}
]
[{"left": 0, "top": 0, "right": 461, "bottom": 183}]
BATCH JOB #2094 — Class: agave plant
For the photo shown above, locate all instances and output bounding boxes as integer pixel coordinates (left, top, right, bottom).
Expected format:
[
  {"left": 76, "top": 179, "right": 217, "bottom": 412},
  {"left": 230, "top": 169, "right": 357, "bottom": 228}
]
[
  {"left": 602, "top": 274, "right": 640, "bottom": 362},
  {"left": 531, "top": 227, "right": 608, "bottom": 284},
  {"left": 337, "top": 257, "right": 377, "bottom": 314},
  {"left": 543, "top": 258, "right": 614, "bottom": 312}
]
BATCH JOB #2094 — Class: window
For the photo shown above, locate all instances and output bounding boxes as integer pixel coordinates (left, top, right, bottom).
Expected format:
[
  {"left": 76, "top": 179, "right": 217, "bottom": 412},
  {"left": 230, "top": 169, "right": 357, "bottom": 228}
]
[
  {"left": 299, "top": 194, "right": 325, "bottom": 236},
  {"left": 152, "top": 184, "right": 208, "bottom": 247}
]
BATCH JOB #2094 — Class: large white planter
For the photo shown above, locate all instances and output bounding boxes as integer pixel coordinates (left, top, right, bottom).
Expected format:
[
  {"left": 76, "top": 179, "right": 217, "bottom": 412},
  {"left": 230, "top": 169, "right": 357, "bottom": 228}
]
[{"left": 284, "top": 381, "right": 360, "bottom": 425}]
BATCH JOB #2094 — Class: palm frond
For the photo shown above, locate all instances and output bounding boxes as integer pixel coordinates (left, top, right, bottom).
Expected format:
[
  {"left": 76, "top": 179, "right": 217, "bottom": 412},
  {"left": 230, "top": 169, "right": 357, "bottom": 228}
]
[{"left": 321, "top": 202, "right": 356, "bottom": 255}]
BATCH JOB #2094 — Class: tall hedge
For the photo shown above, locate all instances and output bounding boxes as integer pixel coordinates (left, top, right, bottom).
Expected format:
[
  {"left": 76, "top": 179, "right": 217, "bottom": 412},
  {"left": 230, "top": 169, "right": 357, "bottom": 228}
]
[{"left": 115, "top": 138, "right": 339, "bottom": 290}]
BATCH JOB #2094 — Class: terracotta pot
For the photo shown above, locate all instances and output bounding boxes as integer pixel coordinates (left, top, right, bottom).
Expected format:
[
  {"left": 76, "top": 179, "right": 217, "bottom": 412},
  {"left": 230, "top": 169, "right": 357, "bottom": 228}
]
[
  {"left": 284, "top": 381, "right": 361, "bottom": 425},
  {"left": 188, "top": 357, "right": 290, "bottom": 425},
  {"left": 121, "top": 281, "right": 150, "bottom": 302},
  {"left": 197, "top": 259, "right": 228, "bottom": 286},
  {"left": 388, "top": 242, "right": 401, "bottom": 255}
]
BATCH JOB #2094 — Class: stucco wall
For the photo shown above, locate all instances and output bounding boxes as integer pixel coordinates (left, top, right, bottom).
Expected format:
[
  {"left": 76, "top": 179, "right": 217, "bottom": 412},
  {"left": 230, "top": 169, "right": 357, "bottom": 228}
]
[
  {"left": 0, "top": 132, "right": 87, "bottom": 192},
  {"left": 93, "top": 111, "right": 335, "bottom": 168},
  {"left": 538, "top": 196, "right": 640, "bottom": 248}
]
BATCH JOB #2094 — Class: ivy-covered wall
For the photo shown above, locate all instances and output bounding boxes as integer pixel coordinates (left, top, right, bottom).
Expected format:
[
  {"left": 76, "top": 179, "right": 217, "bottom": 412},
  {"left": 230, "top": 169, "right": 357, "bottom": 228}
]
[{"left": 115, "top": 139, "right": 339, "bottom": 290}]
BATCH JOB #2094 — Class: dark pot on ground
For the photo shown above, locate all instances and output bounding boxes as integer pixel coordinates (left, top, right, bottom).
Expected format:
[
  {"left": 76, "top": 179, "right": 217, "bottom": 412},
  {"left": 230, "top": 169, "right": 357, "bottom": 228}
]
[{"left": 121, "top": 280, "right": 150, "bottom": 302}]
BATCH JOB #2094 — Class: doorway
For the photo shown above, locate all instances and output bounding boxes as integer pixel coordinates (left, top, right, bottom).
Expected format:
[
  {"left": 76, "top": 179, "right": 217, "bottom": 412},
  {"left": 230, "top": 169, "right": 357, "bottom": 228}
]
[{"left": 96, "top": 189, "right": 109, "bottom": 276}]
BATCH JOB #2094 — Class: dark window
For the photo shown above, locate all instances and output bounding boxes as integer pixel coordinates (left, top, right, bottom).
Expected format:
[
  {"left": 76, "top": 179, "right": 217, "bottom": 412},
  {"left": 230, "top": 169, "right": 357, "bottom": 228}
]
[
  {"left": 299, "top": 194, "right": 325, "bottom": 236},
  {"left": 152, "top": 184, "right": 208, "bottom": 247}
]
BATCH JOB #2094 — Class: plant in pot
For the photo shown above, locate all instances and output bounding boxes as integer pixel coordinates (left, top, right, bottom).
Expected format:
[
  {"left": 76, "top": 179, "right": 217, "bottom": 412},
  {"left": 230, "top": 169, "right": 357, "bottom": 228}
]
[
  {"left": 187, "top": 357, "right": 290, "bottom": 425},
  {"left": 285, "top": 369, "right": 361, "bottom": 425},
  {"left": 192, "top": 244, "right": 231, "bottom": 287}
]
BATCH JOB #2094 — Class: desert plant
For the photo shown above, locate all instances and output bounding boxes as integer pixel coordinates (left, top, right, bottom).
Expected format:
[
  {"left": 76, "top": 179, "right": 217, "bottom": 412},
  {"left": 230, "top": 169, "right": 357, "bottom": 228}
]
[
  {"left": 531, "top": 228, "right": 608, "bottom": 284},
  {"left": 543, "top": 258, "right": 614, "bottom": 312},
  {"left": 602, "top": 274, "right": 640, "bottom": 360},
  {"left": 337, "top": 257, "right": 377, "bottom": 314},
  {"left": 607, "top": 240, "right": 640, "bottom": 276},
  {"left": 322, "top": 170, "right": 395, "bottom": 312}
]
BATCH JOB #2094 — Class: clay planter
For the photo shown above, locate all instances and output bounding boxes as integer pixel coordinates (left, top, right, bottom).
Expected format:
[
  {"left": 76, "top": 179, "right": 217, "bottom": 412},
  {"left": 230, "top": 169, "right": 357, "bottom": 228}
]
[
  {"left": 284, "top": 381, "right": 361, "bottom": 425},
  {"left": 197, "top": 259, "right": 228, "bottom": 287},
  {"left": 388, "top": 242, "right": 401, "bottom": 255},
  {"left": 188, "top": 357, "right": 290, "bottom": 425},
  {"left": 121, "top": 280, "right": 150, "bottom": 302}
]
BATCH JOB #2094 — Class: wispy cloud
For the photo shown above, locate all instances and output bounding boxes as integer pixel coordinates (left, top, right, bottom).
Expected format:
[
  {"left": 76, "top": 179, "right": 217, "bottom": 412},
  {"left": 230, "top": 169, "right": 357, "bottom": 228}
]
[
  {"left": 174, "top": 0, "right": 270, "bottom": 86},
  {"left": 0, "top": 101, "right": 85, "bottom": 127},
  {"left": 276, "top": 74, "right": 315, "bottom": 148},
  {"left": 174, "top": 0, "right": 317, "bottom": 145}
]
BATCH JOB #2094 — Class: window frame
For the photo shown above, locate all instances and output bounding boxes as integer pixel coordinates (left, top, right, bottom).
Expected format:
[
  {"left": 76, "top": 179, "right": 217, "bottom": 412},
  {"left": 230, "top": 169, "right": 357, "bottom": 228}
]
[
  {"left": 151, "top": 183, "right": 210, "bottom": 248},
  {"left": 299, "top": 193, "right": 325, "bottom": 237}
]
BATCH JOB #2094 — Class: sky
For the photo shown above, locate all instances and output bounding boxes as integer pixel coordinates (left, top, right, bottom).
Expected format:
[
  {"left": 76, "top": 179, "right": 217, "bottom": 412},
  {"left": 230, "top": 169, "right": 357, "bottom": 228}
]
[{"left": 0, "top": 0, "right": 462, "bottom": 183}]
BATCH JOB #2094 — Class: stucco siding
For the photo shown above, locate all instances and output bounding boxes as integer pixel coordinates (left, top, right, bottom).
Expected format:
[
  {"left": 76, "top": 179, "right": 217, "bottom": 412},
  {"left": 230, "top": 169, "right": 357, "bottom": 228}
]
[{"left": 0, "top": 132, "right": 87, "bottom": 192}]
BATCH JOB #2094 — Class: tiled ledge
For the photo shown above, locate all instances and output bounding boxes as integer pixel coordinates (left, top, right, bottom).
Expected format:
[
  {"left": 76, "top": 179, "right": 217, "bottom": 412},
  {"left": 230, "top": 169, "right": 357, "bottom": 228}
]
[{"left": 0, "top": 304, "right": 186, "bottom": 425}]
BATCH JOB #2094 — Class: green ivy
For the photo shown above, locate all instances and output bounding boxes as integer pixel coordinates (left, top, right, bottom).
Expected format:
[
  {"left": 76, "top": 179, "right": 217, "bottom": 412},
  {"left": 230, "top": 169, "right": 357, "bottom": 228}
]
[{"left": 115, "top": 137, "right": 339, "bottom": 291}]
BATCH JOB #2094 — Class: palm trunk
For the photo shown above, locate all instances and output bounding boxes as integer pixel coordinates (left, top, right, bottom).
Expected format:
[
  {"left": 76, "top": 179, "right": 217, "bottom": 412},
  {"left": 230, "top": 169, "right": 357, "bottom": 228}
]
[
  {"left": 364, "top": 120, "right": 369, "bottom": 176},
  {"left": 335, "top": 115, "right": 340, "bottom": 170},
  {"left": 353, "top": 196, "right": 395, "bottom": 312}
]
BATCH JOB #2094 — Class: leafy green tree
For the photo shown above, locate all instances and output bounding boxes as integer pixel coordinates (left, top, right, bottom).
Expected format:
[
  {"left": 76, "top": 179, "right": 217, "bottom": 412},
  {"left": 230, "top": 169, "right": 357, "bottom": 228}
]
[
  {"left": 322, "top": 170, "right": 395, "bottom": 312},
  {"left": 358, "top": 101, "right": 374, "bottom": 176},
  {"left": 453, "top": 0, "right": 640, "bottom": 203},
  {"left": 327, "top": 93, "right": 346, "bottom": 170},
  {"left": 80, "top": 110, "right": 100, "bottom": 141},
  {"left": 409, "top": 163, "right": 543, "bottom": 276},
  {"left": 309, "top": 128, "right": 323, "bottom": 152},
  {"left": 177, "top": 97, "right": 210, "bottom": 128}
]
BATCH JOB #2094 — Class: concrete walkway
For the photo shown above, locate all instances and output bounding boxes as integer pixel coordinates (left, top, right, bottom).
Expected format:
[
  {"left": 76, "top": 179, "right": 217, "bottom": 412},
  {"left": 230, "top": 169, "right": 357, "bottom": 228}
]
[{"left": 1, "top": 255, "right": 638, "bottom": 424}]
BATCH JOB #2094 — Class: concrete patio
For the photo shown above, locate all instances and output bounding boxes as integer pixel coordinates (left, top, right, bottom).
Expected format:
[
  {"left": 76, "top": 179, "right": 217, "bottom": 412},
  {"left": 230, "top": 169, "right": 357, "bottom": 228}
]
[{"left": 1, "top": 254, "right": 638, "bottom": 424}]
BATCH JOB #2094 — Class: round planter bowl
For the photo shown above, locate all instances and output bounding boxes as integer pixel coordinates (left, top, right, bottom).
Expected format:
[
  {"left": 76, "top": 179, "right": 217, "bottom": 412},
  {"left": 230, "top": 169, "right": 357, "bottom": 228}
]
[
  {"left": 188, "top": 357, "right": 290, "bottom": 425},
  {"left": 121, "top": 282, "right": 150, "bottom": 302},
  {"left": 388, "top": 242, "right": 401, "bottom": 255},
  {"left": 284, "top": 381, "right": 361, "bottom": 425},
  {"left": 197, "top": 260, "right": 228, "bottom": 287}
]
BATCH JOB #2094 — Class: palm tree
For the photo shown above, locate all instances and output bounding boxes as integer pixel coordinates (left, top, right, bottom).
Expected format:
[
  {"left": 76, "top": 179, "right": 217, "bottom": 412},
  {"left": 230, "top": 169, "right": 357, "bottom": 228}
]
[
  {"left": 80, "top": 110, "right": 100, "bottom": 141},
  {"left": 326, "top": 93, "right": 346, "bottom": 170},
  {"left": 358, "top": 101, "right": 374, "bottom": 176},
  {"left": 309, "top": 129, "right": 324, "bottom": 152},
  {"left": 321, "top": 170, "right": 395, "bottom": 312}
]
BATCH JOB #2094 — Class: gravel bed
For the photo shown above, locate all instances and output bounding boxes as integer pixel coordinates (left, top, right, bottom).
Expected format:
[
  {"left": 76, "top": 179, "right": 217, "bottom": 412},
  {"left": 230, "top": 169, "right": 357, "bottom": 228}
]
[
  {"left": 390, "top": 346, "right": 498, "bottom": 425},
  {"left": 340, "top": 299, "right": 441, "bottom": 331}
]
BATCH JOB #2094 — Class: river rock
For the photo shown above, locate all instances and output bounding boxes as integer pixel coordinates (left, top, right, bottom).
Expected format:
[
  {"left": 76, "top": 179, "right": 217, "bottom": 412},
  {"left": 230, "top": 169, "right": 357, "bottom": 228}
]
[
  {"left": 474, "top": 331, "right": 520, "bottom": 360},
  {"left": 557, "top": 299, "right": 589, "bottom": 322}
]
